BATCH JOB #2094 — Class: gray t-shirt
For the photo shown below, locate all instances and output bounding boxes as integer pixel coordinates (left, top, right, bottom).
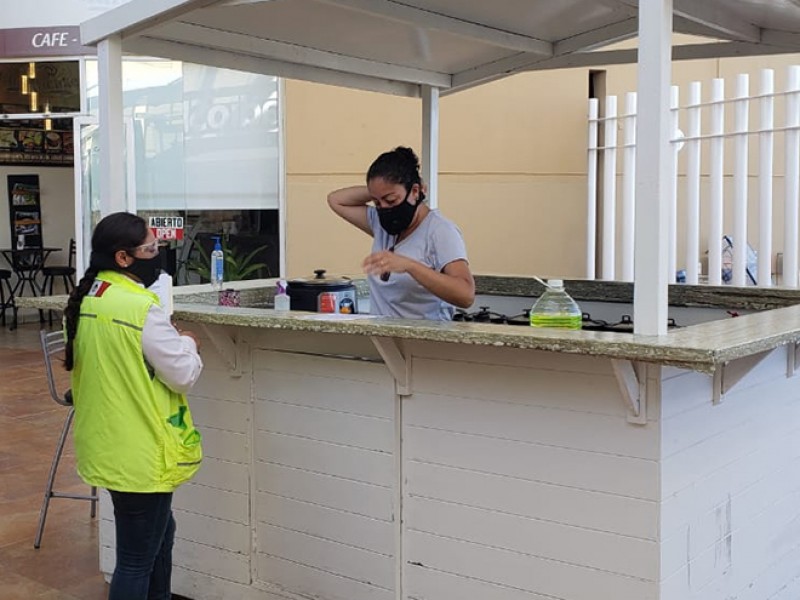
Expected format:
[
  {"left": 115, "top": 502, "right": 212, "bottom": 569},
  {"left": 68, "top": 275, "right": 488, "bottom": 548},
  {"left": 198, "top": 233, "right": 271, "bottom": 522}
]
[{"left": 366, "top": 206, "right": 468, "bottom": 320}]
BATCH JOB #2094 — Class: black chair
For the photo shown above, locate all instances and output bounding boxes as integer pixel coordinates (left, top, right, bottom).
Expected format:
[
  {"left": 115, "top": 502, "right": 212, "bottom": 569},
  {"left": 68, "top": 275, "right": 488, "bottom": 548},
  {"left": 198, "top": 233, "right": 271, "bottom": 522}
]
[
  {"left": 41, "top": 239, "right": 76, "bottom": 325},
  {"left": 0, "top": 269, "right": 17, "bottom": 330},
  {"left": 10, "top": 247, "right": 45, "bottom": 297},
  {"left": 10, "top": 248, "right": 45, "bottom": 323},
  {"left": 34, "top": 330, "right": 98, "bottom": 549}
]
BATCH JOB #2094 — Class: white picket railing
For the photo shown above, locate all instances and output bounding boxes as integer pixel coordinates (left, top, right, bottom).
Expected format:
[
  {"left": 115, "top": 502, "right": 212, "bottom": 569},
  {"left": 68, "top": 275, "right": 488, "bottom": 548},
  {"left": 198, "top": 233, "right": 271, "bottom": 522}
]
[{"left": 586, "top": 66, "right": 800, "bottom": 287}]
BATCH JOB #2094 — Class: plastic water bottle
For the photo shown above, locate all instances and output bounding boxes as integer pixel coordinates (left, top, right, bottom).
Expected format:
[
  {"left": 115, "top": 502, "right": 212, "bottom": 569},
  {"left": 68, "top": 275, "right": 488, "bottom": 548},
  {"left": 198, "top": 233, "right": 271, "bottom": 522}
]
[
  {"left": 210, "top": 236, "right": 224, "bottom": 291},
  {"left": 529, "top": 279, "right": 582, "bottom": 330},
  {"left": 274, "top": 279, "right": 291, "bottom": 311}
]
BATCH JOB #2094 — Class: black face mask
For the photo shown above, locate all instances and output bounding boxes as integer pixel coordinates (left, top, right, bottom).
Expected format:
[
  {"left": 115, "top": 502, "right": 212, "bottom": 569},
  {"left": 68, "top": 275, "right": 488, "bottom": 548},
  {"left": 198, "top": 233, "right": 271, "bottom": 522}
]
[
  {"left": 125, "top": 255, "right": 162, "bottom": 288},
  {"left": 377, "top": 188, "right": 421, "bottom": 236}
]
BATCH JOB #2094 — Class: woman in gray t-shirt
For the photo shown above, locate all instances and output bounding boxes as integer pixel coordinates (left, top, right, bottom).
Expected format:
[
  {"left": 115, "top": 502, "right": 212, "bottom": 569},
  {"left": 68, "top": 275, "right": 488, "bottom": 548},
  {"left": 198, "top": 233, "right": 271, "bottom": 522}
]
[{"left": 328, "top": 146, "right": 475, "bottom": 320}]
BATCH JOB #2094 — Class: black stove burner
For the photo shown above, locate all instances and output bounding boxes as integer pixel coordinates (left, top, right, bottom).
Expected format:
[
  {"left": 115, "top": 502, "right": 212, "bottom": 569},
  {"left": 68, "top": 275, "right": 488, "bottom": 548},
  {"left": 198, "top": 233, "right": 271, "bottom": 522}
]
[
  {"left": 452, "top": 306, "right": 530, "bottom": 325},
  {"left": 452, "top": 308, "right": 681, "bottom": 332}
]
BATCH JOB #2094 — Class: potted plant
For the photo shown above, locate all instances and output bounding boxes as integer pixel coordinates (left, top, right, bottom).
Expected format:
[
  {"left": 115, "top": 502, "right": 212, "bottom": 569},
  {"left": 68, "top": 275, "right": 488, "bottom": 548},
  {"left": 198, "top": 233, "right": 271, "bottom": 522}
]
[{"left": 188, "top": 237, "right": 269, "bottom": 282}]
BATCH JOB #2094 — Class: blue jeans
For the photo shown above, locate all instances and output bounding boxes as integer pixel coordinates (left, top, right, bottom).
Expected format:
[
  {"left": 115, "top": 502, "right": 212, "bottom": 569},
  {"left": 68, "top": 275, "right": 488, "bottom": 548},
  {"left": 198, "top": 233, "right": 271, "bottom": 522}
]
[{"left": 108, "top": 491, "right": 175, "bottom": 600}]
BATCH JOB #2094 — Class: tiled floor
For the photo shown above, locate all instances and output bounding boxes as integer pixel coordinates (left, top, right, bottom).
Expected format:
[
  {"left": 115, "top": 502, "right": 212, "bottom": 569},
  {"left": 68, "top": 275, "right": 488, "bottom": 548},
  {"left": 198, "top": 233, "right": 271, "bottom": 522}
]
[{"left": 0, "top": 323, "right": 109, "bottom": 599}]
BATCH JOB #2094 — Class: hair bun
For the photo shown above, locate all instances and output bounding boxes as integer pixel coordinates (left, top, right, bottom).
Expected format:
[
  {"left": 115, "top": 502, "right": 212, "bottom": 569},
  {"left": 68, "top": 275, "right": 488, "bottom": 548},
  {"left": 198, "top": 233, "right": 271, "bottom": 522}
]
[{"left": 393, "top": 146, "right": 420, "bottom": 170}]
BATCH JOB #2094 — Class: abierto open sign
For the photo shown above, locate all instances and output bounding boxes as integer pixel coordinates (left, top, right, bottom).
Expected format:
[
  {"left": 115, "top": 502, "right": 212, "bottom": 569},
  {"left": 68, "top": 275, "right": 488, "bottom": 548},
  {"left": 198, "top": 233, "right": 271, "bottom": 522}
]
[{"left": 149, "top": 216, "right": 184, "bottom": 241}]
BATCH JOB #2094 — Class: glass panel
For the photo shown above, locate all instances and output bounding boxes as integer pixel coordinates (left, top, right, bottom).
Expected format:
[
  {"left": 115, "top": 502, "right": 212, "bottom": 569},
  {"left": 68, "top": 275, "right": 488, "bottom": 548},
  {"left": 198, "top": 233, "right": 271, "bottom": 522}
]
[
  {"left": 0, "top": 61, "right": 80, "bottom": 114},
  {"left": 75, "top": 121, "right": 100, "bottom": 274},
  {"left": 84, "top": 59, "right": 279, "bottom": 210},
  {"left": 84, "top": 59, "right": 281, "bottom": 285}
]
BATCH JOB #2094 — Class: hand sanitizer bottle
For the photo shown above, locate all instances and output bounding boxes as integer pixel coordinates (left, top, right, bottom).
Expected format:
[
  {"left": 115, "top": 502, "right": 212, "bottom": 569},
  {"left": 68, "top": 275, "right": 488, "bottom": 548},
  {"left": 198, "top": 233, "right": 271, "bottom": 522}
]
[
  {"left": 274, "top": 279, "right": 290, "bottom": 311},
  {"left": 210, "top": 236, "right": 224, "bottom": 291}
]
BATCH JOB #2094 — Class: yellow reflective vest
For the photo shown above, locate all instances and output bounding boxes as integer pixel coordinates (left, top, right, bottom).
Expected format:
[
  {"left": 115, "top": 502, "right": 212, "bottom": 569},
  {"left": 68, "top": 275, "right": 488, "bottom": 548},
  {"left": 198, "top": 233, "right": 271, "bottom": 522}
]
[{"left": 71, "top": 270, "right": 202, "bottom": 492}]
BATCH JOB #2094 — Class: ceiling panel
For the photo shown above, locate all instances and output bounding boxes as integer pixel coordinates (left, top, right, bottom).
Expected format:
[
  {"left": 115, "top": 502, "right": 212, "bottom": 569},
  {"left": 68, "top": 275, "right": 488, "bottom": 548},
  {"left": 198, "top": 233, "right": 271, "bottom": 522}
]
[
  {"left": 706, "top": 0, "right": 800, "bottom": 30},
  {"left": 396, "top": 0, "right": 633, "bottom": 41},
  {"left": 183, "top": 0, "right": 517, "bottom": 75},
  {"left": 83, "top": 0, "right": 800, "bottom": 96}
]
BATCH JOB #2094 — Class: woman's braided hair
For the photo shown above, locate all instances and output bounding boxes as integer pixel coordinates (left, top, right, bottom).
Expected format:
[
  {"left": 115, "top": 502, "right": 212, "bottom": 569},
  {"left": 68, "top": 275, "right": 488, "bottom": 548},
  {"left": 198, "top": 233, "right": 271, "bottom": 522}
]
[{"left": 63, "top": 212, "right": 148, "bottom": 371}]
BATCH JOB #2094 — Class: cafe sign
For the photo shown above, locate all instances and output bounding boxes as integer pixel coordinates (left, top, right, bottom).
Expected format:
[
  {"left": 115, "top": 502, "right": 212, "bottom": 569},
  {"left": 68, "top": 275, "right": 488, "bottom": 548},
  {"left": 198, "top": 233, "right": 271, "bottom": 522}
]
[
  {"left": 0, "top": 27, "right": 95, "bottom": 58},
  {"left": 149, "top": 216, "right": 185, "bottom": 241}
]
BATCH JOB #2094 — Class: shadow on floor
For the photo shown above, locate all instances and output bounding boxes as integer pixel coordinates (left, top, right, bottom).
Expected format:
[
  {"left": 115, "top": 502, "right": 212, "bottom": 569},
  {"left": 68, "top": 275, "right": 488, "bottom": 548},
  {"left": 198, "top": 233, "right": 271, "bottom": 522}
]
[{"left": 0, "top": 324, "right": 108, "bottom": 599}]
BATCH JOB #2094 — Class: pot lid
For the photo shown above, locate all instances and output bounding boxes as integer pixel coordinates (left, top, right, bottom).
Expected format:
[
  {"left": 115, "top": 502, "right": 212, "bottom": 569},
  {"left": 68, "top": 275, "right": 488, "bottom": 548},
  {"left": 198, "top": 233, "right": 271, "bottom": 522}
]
[{"left": 288, "top": 269, "right": 353, "bottom": 287}]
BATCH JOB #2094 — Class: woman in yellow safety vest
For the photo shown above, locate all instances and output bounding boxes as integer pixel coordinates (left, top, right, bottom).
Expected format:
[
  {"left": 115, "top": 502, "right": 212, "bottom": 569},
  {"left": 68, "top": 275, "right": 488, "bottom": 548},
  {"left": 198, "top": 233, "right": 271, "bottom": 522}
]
[{"left": 63, "top": 212, "right": 204, "bottom": 600}]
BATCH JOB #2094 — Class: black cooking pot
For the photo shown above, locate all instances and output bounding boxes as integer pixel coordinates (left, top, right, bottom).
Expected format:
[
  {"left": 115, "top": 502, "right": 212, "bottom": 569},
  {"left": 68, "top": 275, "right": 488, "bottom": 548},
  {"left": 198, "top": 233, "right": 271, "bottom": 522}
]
[{"left": 287, "top": 269, "right": 358, "bottom": 313}]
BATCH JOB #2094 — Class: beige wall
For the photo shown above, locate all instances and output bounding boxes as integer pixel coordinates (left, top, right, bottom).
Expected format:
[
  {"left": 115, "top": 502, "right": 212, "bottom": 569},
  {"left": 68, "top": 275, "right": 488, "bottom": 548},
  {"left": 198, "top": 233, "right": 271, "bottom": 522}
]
[
  {"left": 0, "top": 166, "right": 74, "bottom": 262},
  {"left": 286, "top": 49, "right": 800, "bottom": 280},
  {"left": 285, "top": 71, "right": 589, "bottom": 279}
]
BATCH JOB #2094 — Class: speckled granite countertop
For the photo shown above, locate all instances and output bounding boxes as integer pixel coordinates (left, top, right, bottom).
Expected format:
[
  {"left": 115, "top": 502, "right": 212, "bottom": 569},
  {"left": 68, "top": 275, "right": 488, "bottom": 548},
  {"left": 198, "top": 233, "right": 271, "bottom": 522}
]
[
  {"left": 161, "top": 301, "right": 800, "bottom": 373},
  {"left": 476, "top": 276, "right": 800, "bottom": 310},
  {"left": 18, "top": 277, "right": 800, "bottom": 373}
]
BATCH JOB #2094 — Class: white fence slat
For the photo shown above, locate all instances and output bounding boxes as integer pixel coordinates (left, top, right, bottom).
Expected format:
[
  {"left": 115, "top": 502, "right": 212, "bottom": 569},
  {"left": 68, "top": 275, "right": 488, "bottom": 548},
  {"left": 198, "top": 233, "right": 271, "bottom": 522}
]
[
  {"left": 587, "top": 98, "right": 599, "bottom": 279},
  {"left": 785, "top": 66, "right": 800, "bottom": 287},
  {"left": 685, "top": 81, "right": 702, "bottom": 284},
  {"left": 602, "top": 95, "right": 618, "bottom": 280},
  {"left": 733, "top": 74, "right": 750, "bottom": 286},
  {"left": 708, "top": 78, "right": 726, "bottom": 286},
  {"left": 587, "top": 66, "right": 800, "bottom": 289},
  {"left": 759, "top": 69, "right": 774, "bottom": 286},
  {"left": 669, "top": 85, "right": 680, "bottom": 283},
  {"left": 622, "top": 92, "right": 637, "bottom": 281}
]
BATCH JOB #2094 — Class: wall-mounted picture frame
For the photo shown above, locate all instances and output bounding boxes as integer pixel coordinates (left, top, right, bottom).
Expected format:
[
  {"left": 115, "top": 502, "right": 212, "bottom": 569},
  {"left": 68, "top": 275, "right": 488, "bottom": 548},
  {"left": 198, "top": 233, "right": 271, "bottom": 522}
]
[{"left": 0, "top": 123, "right": 73, "bottom": 167}]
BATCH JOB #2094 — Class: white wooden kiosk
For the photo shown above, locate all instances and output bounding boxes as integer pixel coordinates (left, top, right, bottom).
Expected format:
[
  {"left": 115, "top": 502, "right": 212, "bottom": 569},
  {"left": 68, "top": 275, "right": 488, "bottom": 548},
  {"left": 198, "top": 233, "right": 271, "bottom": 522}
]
[{"left": 77, "top": 2, "right": 800, "bottom": 599}]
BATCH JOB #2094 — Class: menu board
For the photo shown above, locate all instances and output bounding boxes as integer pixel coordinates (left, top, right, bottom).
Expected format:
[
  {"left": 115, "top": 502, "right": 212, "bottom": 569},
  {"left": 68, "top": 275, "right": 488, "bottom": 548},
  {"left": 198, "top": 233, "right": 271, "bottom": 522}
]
[
  {"left": 7, "top": 174, "right": 42, "bottom": 249},
  {"left": 0, "top": 127, "right": 73, "bottom": 167}
]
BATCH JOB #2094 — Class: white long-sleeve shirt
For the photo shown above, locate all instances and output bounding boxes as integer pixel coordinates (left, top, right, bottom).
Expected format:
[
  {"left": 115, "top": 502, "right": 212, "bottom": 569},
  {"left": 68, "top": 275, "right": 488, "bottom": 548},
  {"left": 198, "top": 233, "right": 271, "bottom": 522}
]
[{"left": 141, "top": 303, "right": 203, "bottom": 394}]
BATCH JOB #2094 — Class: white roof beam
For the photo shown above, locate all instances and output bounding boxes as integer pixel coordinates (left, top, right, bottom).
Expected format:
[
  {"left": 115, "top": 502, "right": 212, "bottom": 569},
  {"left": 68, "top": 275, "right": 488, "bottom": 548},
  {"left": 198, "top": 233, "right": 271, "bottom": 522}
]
[
  {"left": 554, "top": 18, "right": 638, "bottom": 55},
  {"left": 673, "top": 15, "right": 739, "bottom": 41},
  {"left": 672, "top": 0, "right": 760, "bottom": 43},
  {"left": 81, "top": 0, "right": 219, "bottom": 46},
  {"left": 316, "top": 0, "right": 553, "bottom": 56},
  {"left": 449, "top": 40, "right": 797, "bottom": 94},
  {"left": 125, "top": 36, "right": 422, "bottom": 97},
  {"left": 616, "top": 0, "right": 760, "bottom": 42},
  {"left": 153, "top": 21, "right": 451, "bottom": 87},
  {"left": 761, "top": 29, "right": 800, "bottom": 51},
  {"left": 219, "top": 0, "right": 273, "bottom": 5}
]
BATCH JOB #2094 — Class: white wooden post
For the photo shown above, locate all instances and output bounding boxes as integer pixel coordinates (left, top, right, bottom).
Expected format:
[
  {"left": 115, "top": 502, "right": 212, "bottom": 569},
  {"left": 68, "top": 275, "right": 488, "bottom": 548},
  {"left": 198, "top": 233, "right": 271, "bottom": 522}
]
[
  {"left": 733, "top": 74, "right": 750, "bottom": 286},
  {"left": 421, "top": 85, "right": 439, "bottom": 210},
  {"left": 622, "top": 92, "right": 637, "bottom": 282},
  {"left": 634, "top": 0, "right": 672, "bottom": 335},
  {"left": 758, "top": 69, "right": 774, "bottom": 286},
  {"left": 602, "top": 95, "right": 618, "bottom": 280},
  {"left": 785, "top": 66, "right": 800, "bottom": 287},
  {"left": 97, "top": 35, "right": 126, "bottom": 216},
  {"left": 277, "top": 78, "right": 288, "bottom": 278},
  {"left": 685, "top": 81, "right": 702, "bottom": 285},
  {"left": 668, "top": 85, "right": 679, "bottom": 283},
  {"left": 587, "top": 98, "right": 599, "bottom": 280},
  {"left": 708, "top": 79, "right": 725, "bottom": 286}
]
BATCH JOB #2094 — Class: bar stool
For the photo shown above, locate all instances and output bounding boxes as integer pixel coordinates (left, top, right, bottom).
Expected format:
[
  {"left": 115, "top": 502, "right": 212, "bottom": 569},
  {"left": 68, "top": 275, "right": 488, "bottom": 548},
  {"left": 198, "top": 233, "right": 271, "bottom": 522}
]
[
  {"left": 41, "top": 239, "right": 76, "bottom": 325},
  {"left": 0, "top": 269, "right": 16, "bottom": 330},
  {"left": 35, "top": 329, "right": 98, "bottom": 549}
]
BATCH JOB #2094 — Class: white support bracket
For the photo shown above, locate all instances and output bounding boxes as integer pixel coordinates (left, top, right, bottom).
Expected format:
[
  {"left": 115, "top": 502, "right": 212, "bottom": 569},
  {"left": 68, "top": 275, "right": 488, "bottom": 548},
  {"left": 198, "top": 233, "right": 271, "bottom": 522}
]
[
  {"left": 611, "top": 359, "right": 657, "bottom": 425},
  {"left": 200, "top": 324, "right": 241, "bottom": 376},
  {"left": 713, "top": 350, "right": 771, "bottom": 404},
  {"left": 371, "top": 336, "right": 411, "bottom": 395},
  {"left": 787, "top": 342, "right": 800, "bottom": 378}
]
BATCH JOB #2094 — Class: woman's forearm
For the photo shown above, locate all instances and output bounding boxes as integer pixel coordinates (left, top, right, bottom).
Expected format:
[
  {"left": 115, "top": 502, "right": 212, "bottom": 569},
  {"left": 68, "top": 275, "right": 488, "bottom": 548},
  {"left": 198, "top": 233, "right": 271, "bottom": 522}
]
[
  {"left": 406, "top": 261, "right": 475, "bottom": 308},
  {"left": 327, "top": 186, "right": 371, "bottom": 208},
  {"left": 328, "top": 186, "right": 372, "bottom": 234}
]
